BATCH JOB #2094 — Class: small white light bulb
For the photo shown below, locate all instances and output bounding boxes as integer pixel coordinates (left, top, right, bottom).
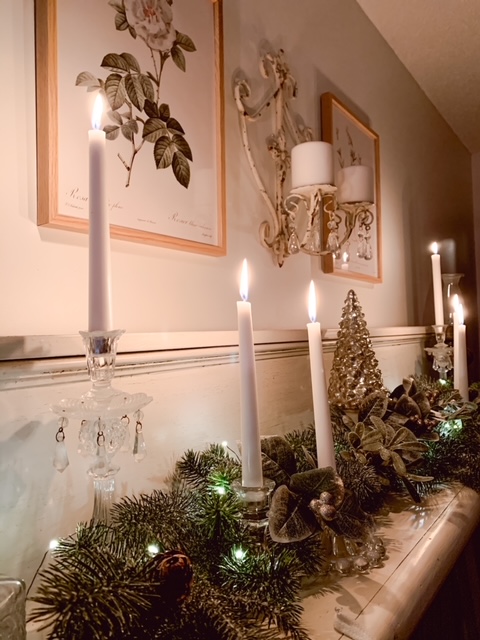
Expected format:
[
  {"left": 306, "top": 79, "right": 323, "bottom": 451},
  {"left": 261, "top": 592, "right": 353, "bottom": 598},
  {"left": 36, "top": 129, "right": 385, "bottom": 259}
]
[
  {"left": 49, "top": 539, "right": 59, "bottom": 551},
  {"left": 147, "top": 544, "right": 160, "bottom": 556},
  {"left": 234, "top": 546, "right": 246, "bottom": 561}
]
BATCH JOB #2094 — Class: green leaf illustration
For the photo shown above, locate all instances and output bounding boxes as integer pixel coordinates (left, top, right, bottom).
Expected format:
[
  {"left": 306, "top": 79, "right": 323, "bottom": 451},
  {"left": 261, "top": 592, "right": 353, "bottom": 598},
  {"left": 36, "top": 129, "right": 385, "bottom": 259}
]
[
  {"left": 167, "top": 117, "right": 185, "bottom": 134},
  {"left": 172, "top": 134, "right": 193, "bottom": 161},
  {"left": 101, "top": 53, "right": 130, "bottom": 72},
  {"left": 108, "top": 110, "right": 123, "bottom": 125},
  {"left": 175, "top": 31, "right": 197, "bottom": 53},
  {"left": 121, "top": 119, "right": 139, "bottom": 141},
  {"left": 154, "top": 138, "right": 176, "bottom": 169},
  {"left": 159, "top": 103, "right": 171, "bottom": 119},
  {"left": 104, "top": 125, "right": 120, "bottom": 140},
  {"left": 143, "top": 118, "right": 168, "bottom": 143},
  {"left": 139, "top": 75, "right": 155, "bottom": 103},
  {"left": 125, "top": 73, "right": 145, "bottom": 111},
  {"left": 173, "top": 152, "right": 191, "bottom": 188},
  {"left": 144, "top": 100, "right": 159, "bottom": 119},
  {"left": 114, "top": 11, "right": 129, "bottom": 32},
  {"left": 75, "top": 72, "right": 101, "bottom": 89},
  {"left": 108, "top": 0, "right": 124, "bottom": 11},
  {"left": 121, "top": 52, "right": 141, "bottom": 73},
  {"left": 104, "top": 74, "right": 126, "bottom": 110},
  {"left": 171, "top": 45, "right": 186, "bottom": 72}
]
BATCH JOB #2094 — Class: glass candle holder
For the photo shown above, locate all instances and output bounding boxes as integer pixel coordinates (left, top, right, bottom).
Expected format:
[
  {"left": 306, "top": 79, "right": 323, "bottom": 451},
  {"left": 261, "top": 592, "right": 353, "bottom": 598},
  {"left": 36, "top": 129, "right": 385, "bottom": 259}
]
[{"left": 442, "top": 273, "right": 463, "bottom": 325}]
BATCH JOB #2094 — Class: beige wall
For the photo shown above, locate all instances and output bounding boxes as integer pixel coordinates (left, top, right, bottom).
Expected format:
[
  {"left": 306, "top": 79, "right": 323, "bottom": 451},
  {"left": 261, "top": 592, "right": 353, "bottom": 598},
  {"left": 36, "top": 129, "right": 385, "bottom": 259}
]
[{"left": 0, "top": 0, "right": 474, "bottom": 337}]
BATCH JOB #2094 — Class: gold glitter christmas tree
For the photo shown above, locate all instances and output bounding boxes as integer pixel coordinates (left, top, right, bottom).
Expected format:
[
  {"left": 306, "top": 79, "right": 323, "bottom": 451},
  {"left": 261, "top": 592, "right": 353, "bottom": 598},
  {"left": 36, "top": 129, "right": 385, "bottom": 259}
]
[{"left": 328, "top": 290, "right": 385, "bottom": 409}]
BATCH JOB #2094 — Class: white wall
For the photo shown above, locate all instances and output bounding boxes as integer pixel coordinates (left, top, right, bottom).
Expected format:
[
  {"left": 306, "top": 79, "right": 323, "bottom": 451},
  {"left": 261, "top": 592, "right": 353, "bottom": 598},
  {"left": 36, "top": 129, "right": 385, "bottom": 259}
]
[{"left": 0, "top": 0, "right": 474, "bottom": 337}]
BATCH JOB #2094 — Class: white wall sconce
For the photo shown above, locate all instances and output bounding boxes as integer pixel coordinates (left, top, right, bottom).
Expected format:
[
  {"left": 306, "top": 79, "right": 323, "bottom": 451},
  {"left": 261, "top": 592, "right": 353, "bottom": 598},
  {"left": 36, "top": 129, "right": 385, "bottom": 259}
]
[{"left": 233, "top": 50, "right": 375, "bottom": 268}]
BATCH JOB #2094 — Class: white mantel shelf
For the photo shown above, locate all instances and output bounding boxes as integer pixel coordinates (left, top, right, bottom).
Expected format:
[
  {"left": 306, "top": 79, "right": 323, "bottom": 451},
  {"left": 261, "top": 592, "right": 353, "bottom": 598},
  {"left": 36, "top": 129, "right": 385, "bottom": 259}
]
[
  {"left": 301, "top": 484, "right": 480, "bottom": 640},
  {"left": 26, "top": 485, "right": 480, "bottom": 639}
]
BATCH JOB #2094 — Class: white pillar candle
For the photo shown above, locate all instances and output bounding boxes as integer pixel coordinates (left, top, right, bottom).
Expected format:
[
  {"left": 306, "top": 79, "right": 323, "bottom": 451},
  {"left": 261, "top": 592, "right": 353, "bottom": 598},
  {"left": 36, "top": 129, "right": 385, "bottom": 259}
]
[
  {"left": 454, "top": 303, "right": 469, "bottom": 400},
  {"left": 431, "top": 242, "right": 444, "bottom": 327},
  {"left": 291, "top": 141, "right": 334, "bottom": 189},
  {"left": 336, "top": 165, "right": 374, "bottom": 204},
  {"left": 88, "top": 95, "right": 112, "bottom": 332},
  {"left": 307, "top": 281, "right": 336, "bottom": 469},
  {"left": 237, "top": 259, "right": 263, "bottom": 487}
]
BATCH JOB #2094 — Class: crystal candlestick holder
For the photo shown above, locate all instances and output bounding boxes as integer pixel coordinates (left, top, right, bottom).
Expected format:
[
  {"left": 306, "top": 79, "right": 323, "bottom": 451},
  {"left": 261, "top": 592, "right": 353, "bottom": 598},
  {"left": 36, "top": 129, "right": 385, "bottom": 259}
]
[
  {"left": 232, "top": 479, "right": 275, "bottom": 532},
  {"left": 425, "top": 324, "right": 453, "bottom": 381},
  {"left": 51, "top": 330, "right": 152, "bottom": 524}
]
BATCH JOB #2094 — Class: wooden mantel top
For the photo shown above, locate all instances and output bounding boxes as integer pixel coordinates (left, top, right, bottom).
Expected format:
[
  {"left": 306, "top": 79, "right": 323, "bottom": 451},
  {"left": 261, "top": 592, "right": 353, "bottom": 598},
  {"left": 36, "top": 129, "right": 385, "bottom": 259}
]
[{"left": 301, "top": 484, "right": 480, "bottom": 640}]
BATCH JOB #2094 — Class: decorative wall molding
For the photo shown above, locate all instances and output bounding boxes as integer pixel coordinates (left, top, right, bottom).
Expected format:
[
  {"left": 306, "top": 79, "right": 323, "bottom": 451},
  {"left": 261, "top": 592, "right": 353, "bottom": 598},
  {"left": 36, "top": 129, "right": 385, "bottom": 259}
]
[{"left": 0, "top": 328, "right": 432, "bottom": 390}]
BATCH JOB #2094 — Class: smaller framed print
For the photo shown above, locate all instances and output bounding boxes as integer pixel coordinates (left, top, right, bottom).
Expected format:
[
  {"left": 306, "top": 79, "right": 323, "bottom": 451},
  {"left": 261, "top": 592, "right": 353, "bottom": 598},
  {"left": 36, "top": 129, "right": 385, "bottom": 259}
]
[{"left": 321, "top": 92, "right": 382, "bottom": 282}]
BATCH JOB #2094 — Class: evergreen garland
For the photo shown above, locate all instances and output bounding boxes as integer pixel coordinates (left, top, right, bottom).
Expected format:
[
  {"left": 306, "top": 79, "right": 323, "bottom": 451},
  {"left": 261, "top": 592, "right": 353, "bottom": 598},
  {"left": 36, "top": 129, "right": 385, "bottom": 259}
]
[{"left": 29, "top": 378, "right": 480, "bottom": 639}]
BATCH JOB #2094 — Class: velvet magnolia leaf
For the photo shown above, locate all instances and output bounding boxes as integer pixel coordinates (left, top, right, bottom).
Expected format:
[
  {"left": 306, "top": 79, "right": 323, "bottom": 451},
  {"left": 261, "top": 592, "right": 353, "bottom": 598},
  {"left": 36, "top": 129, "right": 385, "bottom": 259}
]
[
  {"left": 395, "top": 394, "right": 422, "bottom": 418},
  {"left": 268, "top": 484, "right": 318, "bottom": 543},
  {"left": 358, "top": 391, "right": 388, "bottom": 424},
  {"left": 411, "top": 391, "right": 431, "bottom": 417},
  {"left": 390, "top": 450, "right": 407, "bottom": 476},
  {"left": 385, "top": 412, "right": 410, "bottom": 430},
  {"left": 260, "top": 436, "right": 297, "bottom": 487},
  {"left": 289, "top": 468, "right": 345, "bottom": 508},
  {"left": 342, "top": 413, "right": 356, "bottom": 429},
  {"left": 359, "top": 428, "right": 383, "bottom": 452},
  {"left": 390, "top": 377, "right": 416, "bottom": 400}
]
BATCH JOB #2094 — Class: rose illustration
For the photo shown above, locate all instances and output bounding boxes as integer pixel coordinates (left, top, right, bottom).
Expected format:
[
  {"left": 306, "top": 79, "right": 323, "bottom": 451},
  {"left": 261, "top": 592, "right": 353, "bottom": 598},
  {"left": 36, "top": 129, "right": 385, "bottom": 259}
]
[
  {"left": 77, "top": 0, "right": 196, "bottom": 188},
  {"left": 124, "top": 0, "right": 176, "bottom": 52}
]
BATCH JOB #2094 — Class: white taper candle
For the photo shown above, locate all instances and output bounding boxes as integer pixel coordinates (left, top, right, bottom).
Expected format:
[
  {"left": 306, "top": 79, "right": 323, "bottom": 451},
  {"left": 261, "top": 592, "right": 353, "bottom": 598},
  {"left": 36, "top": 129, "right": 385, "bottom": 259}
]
[
  {"left": 88, "top": 94, "right": 112, "bottom": 332},
  {"left": 454, "top": 303, "right": 468, "bottom": 401},
  {"left": 431, "top": 242, "right": 443, "bottom": 326},
  {"left": 307, "top": 281, "right": 336, "bottom": 469},
  {"left": 237, "top": 259, "right": 263, "bottom": 487}
]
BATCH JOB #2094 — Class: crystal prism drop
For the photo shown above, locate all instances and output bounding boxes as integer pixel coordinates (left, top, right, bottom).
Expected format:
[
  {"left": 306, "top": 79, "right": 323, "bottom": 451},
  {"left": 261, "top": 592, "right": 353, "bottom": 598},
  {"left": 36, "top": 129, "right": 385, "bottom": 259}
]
[
  {"left": 364, "top": 235, "right": 373, "bottom": 260},
  {"left": 133, "top": 429, "right": 146, "bottom": 462},
  {"left": 326, "top": 231, "right": 339, "bottom": 253},
  {"left": 53, "top": 439, "right": 69, "bottom": 473},
  {"left": 288, "top": 231, "right": 300, "bottom": 254}
]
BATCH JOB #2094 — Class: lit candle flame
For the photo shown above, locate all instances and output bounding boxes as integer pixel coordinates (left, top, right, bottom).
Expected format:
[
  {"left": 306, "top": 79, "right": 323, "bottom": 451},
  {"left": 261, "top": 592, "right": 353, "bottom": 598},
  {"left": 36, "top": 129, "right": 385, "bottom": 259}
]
[
  {"left": 91, "top": 94, "right": 104, "bottom": 130},
  {"left": 342, "top": 251, "right": 349, "bottom": 263},
  {"left": 432, "top": 242, "right": 439, "bottom": 255},
  {"left": 457, "top": 303, "right": 464, "bottom": 325},
  {"left": 308, "top": 280, "right": 317, "bottom": 323},
  {"left": 453, "top": 293, "right": 459, "bottom": 310},
  {"left": 240, "top": 259, "right": 249, "bottom": 301}
]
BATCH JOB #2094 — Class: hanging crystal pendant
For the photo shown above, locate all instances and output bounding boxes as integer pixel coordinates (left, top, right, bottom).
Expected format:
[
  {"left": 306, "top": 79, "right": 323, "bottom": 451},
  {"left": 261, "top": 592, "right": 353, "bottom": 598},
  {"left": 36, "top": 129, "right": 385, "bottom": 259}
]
[
  {"left": 133, "top": 410, "right": 146, "bottom": 462},
  {"left": 53, "top": 417, "right": 70, "bottom": 473},
  {"left": 357, "top": 231, "right": 366, "bottom": 258},
  {"left": 287, "top": 230, "right": 300, "bottom": 254},
  {"left": 91, "top": 425, "right": 109, "bottom": 476},
  {"left": 364, "top": 234, "right": 373, "bottom": 260},
  {"left": 326, "top": 216, "right": 340, "bottom": 255},
  {"left": 119, "top": 415, "right": 131, "bottom": 452}
]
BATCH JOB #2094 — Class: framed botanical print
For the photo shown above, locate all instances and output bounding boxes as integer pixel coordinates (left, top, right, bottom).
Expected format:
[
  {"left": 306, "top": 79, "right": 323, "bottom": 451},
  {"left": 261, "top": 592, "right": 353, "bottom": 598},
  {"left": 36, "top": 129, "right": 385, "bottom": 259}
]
[
  {"left": 35, "top": 0, "right": 225, "bottom": 256},
  {"left": 321, "top": 92, "right": 382, "bottom": 282}
]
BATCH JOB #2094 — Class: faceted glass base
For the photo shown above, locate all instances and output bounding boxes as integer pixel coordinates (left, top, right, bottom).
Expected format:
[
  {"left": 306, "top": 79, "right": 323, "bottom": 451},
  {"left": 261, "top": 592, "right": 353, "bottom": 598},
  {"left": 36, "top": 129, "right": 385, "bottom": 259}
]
[{"left": 0, "top": 576, "right": 25, "bottom": 640}]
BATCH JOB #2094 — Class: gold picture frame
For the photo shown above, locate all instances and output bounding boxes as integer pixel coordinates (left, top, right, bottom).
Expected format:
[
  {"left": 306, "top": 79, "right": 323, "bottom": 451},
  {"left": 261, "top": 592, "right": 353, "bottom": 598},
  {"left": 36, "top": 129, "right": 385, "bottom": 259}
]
[
  {"left": 35, "top": 0, "right": 225, "bottom": 256},
  {"left": 321, "top": 92, "right": 382, "bottom": 282}
]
